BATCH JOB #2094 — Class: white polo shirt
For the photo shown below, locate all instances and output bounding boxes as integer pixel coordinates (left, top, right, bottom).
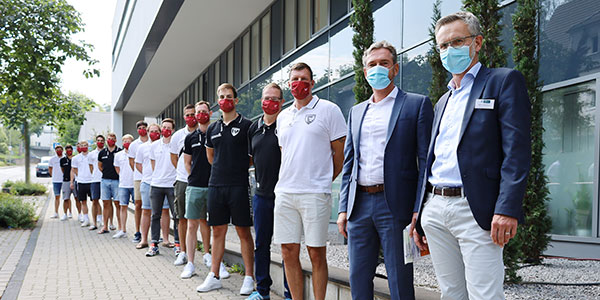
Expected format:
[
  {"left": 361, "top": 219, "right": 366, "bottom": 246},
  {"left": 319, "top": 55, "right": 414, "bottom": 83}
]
[
  {"left": 150, "top": 139, "right": 176, "bottom": 188},
  {"left": 115, "top": 151, "right": 134, "bottom": 188},
  {"left": 275, "top": 96, "right": 347, "bottom": 194},
  {"left": 170, "top": 126, "right": 195, "bottom": 183},
  {"left": 135, "top": 142, "right": 154, "bottom": 185},
  {"left": 89, "top": 148, "right": 103, "bottom": 182},
  {"left": 72, "top": 153, "right": 93, "bottom": 183},
  {"left": 128, "top": 138, "right": 148, "bottom": 181},
  {"left": 49, "top": 155, "right": 63, "bottom": 183}
]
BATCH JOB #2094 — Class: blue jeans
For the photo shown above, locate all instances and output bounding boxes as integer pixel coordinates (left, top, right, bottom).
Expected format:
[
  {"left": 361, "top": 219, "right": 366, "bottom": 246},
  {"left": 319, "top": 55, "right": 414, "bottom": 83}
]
[
  {"left": 119, "top": 187, "right": 134, "bottom": 206},
  {"left": 253, "top": 194, "right": 291, "bottom": 298},
  {"left": 101, "top": 179, "right": 120, "bottom": 200},
  {"left": 52, "top": 182, "right": 62, "bottom": 196}
]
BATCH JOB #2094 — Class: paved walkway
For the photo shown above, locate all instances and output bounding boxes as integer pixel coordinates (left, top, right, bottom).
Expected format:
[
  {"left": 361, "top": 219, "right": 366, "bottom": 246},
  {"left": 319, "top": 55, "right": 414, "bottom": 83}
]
[
  {"left": 0, "top": 229, "right": 30, "bottom": 296},
  {"left": 16, "top": 198, "right": 282, "bottom": 300}
]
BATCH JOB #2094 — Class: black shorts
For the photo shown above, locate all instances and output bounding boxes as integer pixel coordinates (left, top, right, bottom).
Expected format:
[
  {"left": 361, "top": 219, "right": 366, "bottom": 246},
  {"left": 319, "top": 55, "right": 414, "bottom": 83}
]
[
  {"left": 207, "top": 185, "right": 252, "bottom": 226},
  {"left": 77, "top": 183, "right": 92, "bottom": 201}
]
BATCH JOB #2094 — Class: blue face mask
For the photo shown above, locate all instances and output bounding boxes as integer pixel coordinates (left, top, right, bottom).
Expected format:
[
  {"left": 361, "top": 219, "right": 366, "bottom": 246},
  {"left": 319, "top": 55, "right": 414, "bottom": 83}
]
[
  {"left": 366, "top": 65, "right": 392, "bottom": 90},
  {"left": 440, "top": 43, "right": 474, "bottom": 74}
]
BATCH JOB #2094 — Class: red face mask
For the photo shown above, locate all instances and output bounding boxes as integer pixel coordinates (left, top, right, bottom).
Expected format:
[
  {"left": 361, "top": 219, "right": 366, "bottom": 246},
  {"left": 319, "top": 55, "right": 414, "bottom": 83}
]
[
  {"left": 123, "top": 142, "right": 131, "bottom": 150},
  {"left": 290, "top": 81, "right": 311, "bottom": 100},
  {"left": 161, "top": 128, "right": 173, "bottom": 138},
  {"left": 262, "top": 100, "right": 281, "bottom": 115},
  {"left": 185, "top": 116, "right": 198, "bottom": 127},
  {"left": 78, "top": 147, "right": 87, "bottom": 153},
  {"left": 196, "top": 112, "right": 210, "bottom": 124},
  {"left": 107, "top": 140, "right": 116, "bottom": 147},
  {"left": 66, "top": 149, "right": 73, "bottom": 156},
  {"left": 149, "top": 131, "right": 161, "bottom": 141},
  {"left": 96, "top": 141, "right": 104, "bottom": 149},
  {"left": 56, "top": 150, "right": 63, "bottom": 156},
  {"left": 218, "top": 99, "right": 235, "bottom": 113},
  {"left": 138, "top": 128, "right": 147, "bottom": 137}
]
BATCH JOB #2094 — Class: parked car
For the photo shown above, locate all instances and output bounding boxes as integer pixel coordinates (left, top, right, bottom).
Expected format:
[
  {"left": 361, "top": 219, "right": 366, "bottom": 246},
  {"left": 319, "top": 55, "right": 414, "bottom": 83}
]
[{"left": 36, "top": 156, "right": 52, "bottom": 177}]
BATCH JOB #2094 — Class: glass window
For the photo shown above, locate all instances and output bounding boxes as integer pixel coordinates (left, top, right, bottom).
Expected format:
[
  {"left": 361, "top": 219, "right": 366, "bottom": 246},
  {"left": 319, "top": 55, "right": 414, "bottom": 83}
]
[
  {"left": 227, "top": 48, "right": 234, "bottom": 84},
  {"left": 261, "top": 12, "right": 271, "bottom": 70},
  {"left": 284, "top": 0, "right": 296, "bottom": 53},
  {"left": 402, "top": 0, "right": 462, "bottom": 48},
  {"left": 252, "top": 22, "right": 260, "bottom": 76},
  {"left": 214, "top": 60, "right": 220, "bottom": 95},
  {"left": 329, "top": 76, "right": 355, "bottom": 119},
  {"left": 373, "top": 0, "right": 402, "bottom": 50},
  {"left": 283, "top": 34, "right": 329, "bottom": 89},
  {"left": 271, "top": 0, "right": 283, "bottom": 62},
  {"left": 402, "top": 42, "right": 432, "bottom": 97},
  {"left": 199, "top": 75, "right": 204, "bottom": 101},
  {"left": 499, "top": 3, "right": 516, "bottom": 68},
  {"left": 540, "top": 0, "right": 600, "bottom": 85},
  {"left": 329, "top": 19, "right": 354, "bottom": 81},
  {"left": 543, "top": 80, "right": 596, "bottom": 237},
  {"left": 313, "top": 0, "right": 328, "bottom": 33},
  {"left": 242, "top": 32, "right": 250, "bottom": 83},
  {"left": 298, "top": 0, "right": 310, "bottom": 46},
  {"left": 330, "top": 0, "right": 348, "bottom": 23}
]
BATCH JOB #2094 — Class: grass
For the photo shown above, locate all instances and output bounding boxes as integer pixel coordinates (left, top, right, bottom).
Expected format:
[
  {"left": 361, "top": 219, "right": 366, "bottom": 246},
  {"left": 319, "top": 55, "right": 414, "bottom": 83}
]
[
  {"left": 2, "top": 180, "right": 46, "bottom": 196},
  {"left": 229, "top": 263, "right": 245, "bottom": 275},
  {"left": 0, "top": 193, "right": 36, "bottom": 229}
]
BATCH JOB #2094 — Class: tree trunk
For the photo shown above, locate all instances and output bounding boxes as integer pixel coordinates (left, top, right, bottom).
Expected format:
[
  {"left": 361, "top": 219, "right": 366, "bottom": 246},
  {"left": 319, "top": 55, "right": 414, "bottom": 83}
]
[{"left": 24, "top": 121, "right": 30, "bottom": 184}]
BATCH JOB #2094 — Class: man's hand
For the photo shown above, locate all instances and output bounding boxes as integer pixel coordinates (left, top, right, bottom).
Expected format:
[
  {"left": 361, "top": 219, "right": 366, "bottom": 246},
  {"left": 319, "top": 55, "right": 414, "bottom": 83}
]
[
  {"left": 409, "top": 212, "right": 428, "bottom": 252},
  {"left": 336, "top": 212, "right": 348, "bottom": 239},
  {"left": 70, "top": 182, "right": 74, "bottom": 190},
  {"left": 490, "top": 214, "right": 518, "bottom": 247}
]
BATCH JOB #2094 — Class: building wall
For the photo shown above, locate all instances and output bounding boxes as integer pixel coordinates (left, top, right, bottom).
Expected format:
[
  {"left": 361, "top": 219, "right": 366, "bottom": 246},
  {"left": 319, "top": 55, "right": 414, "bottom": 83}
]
[{"left": 78, "top": 111, "right": 112, "bottom": 144}]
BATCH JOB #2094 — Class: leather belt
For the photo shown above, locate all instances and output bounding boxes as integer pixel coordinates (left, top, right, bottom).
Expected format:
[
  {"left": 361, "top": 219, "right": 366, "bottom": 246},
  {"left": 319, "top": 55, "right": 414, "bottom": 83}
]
[
  {"left": 358, "top": 184, "right": 384, "bottom": 194},
  {"left": 427, "top": 184, "right": 463, "bottom": 197}
]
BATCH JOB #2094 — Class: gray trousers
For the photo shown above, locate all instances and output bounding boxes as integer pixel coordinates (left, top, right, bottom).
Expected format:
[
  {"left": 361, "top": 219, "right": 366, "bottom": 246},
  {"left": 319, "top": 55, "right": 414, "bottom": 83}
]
[{"left": 150, "top": 186, "right": 179, "bottom": 244}]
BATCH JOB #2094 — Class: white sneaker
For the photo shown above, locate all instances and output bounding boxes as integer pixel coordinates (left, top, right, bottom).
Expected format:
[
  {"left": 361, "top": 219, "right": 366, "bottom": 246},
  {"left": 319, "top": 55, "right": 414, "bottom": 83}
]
[
  {"left": 239, "top": 275, "right": 254, "bottom": 295},
  {"left": 174, "top": 252, "right": 187, "bottom": 266},
  {"left": 203, "top": 253, "right": 212, "bottom": 268},
  {"left": 78, "top": 214, "right": 83, "bottom": 223},
  {"left": 97, "top": 218, "right": 103, "bottom": 228},
  {"left": 219, "top": 262, "right": 230, "bottom": 279},
  {"left": 81, "top": 219, "right": 90, "bottom": 227},
  {"left": 180, "top": 262, "right": 195, "bottom": 279},
  {"left": 196, "top": 272, "right": 222, "bottom": 292},
  {"left": 60, "top": 214, "right": 68, "bottom": 221},
  {"left": 50, "top": 213, "right": 58, "bottom": 219},
  {"left": 109, "top": 224, "right": 116, "bottom": 230},
  {"left": 112, "top": 231, "right": 126, "bottom": 238},
  {"left": 68, "top": 212, "right": 73, "bottom": 219}
]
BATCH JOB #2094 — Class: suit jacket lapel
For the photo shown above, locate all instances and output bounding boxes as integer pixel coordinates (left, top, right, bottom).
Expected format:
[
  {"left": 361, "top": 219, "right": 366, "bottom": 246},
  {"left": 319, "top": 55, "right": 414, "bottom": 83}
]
[
  {"left": 384, "top": 89, "right": 407, "bottom": 148},
  {"left": 458, "top": 66, "right": 490, "bottom": 142}
]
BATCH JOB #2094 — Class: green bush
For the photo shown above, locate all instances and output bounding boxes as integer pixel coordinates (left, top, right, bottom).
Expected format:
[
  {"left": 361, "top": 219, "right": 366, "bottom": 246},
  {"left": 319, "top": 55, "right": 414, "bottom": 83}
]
[
  {"left": 0, "top": 193, "right": 36, "bottom": 228},
  {"left": 2, "top": 180, "right": 46, "bottom": 195}
]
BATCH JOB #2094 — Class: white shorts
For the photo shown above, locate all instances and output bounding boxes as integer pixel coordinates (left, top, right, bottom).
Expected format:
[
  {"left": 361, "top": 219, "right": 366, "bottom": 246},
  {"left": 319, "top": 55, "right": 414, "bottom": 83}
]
[{"left": 273, "top": 192, "right": 331, "bottom": 247}]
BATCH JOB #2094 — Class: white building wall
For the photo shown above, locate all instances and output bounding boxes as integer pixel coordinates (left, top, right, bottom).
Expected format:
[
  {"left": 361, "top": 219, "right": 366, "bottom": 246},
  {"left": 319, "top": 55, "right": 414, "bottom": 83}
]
[{"left": 78, "top": 111, "right": 112, "bottom": 143}]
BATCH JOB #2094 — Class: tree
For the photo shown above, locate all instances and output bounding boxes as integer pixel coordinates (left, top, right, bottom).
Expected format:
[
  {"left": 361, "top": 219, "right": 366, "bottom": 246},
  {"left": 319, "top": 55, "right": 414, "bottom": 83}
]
[
  {"left": 463, "top": 0, "right": 507, "bottom": 68},
  {"left": 427, "top": 0, "right": 448, "bottom": 104},
  {"left": 55, "top": 92, "right": 96, "bottom": 147},
  {"left": 350, "top": 0, "right": 374, "bottom": 104},
  {"left": 0, "top": 0, "right": 98, "bottom": 183}
]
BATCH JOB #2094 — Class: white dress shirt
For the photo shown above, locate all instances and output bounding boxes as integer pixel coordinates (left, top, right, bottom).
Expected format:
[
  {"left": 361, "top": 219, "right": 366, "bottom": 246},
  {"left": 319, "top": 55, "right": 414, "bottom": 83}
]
[
  {"left": 429, "top": 62, "right": 481, "bottom": 187},
  {"left": 357, "top": 87, "right": 397, "bottom": 186}
]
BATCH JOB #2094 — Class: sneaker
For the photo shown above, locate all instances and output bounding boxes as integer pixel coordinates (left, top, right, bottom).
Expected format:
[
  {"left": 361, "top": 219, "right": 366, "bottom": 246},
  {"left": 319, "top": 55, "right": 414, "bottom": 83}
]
[
  {"left": 219, "top": 262, "right": 230, "bottom": 279},
  {"left": 158, "top": 237, "right": 164, "bottom": 243},
  {"left": 203, "top": 253, "right": 212, "bottom": 268},
  {"left": 174, "top": 252, "right": 187, "bottom": 266},
  {"left": 109, "top": 224, "right": 116, "bottom": 230},
  {"left": 145, "top": 245, "right": 159, "bottom": 257},
  {"left": 132, "top": 232, "right": 141, "bottom": 243},
  {"left": 78, "top": 214, "right": 83, "bottom": 223},
  {"left": 180, "top": 262, "right": 195, "bottom": 279},
  {"left": 196, "top": 272, "right": 222, "bottom": 292},
  {"left": 68, "top": 212, "right": 73, "bottom": 219},
  {"left": 97, "top": 220, "right": 103, "bottom": 228},
  {"left": 50, "top": 213, "right": 58, "bottom": 219},
  {"left": 60, "top": 214, "right": 68, "bottom": 221},
  {"left": 81, "top": 220, "right": 90, "bottom": 227},
  {"left": 174, "top": 244, "right": 181, "bottom": 256},
  {"left": 240, "top": 276, "right": 254, "bottom": 295},
  {"left": 246, "top": 291, "right": 269, "bottom": 300},
  {"left": 112, "top": 231, "right": 126, "bottom": 239}
]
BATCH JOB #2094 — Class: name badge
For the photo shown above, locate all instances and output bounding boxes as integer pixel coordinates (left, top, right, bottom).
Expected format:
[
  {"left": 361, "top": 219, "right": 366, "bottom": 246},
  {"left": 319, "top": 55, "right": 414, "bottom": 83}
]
[{"left": 475, "top": 99, "right": 495, "bottom": 109}]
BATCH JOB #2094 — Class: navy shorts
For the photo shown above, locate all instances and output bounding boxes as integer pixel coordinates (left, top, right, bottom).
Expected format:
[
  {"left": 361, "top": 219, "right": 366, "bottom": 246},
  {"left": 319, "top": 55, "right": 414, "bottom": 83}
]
[
  {"left": 91, "top": 182, "right": 101, "bottom": 200},
  {"left": 207, "top": 185, "right": 252, "bottom": 227}
]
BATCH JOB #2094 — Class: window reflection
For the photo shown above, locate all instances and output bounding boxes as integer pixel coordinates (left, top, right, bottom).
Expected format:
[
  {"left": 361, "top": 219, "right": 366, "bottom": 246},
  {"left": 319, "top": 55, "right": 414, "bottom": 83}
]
[
  {"left": 402, "top": 43, "right": 432, "bottom": 97},
  {"left": 329, "top": 20, "right": 354, "bottom": 81},
  {"left": 283, "top": 34, "right": 329, "bottom": 89},
  {"left": 373, "top": 0, "right": 401, "bottom": 50}
]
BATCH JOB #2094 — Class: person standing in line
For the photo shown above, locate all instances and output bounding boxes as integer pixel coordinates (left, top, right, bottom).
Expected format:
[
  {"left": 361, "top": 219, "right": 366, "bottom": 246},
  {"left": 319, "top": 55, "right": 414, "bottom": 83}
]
[
  {"left": 49, "top": 144, "right": 64, "bottom": 219},
  {"left": 88, "top": 135, "right": 105, "bottom": 230},
  {"left": 171, "top": 104, "right": 199, "bottom": 265},
  {"left": 274, "top": 63, "right": 346, "bottom": 300},
  {"left": 128, "top": 121, "right": 150, "bottom": 243},
  {"left": 60, "top": 145, "right": 76, "bottom": 219},
  {"left": 114, "top": 134, "right": 135, "bottom": 239},
  {"left": 97, "top": 133, "right": 122, "bottom": 234},
  {"left": 246, "top": 83, "right": 292, "bottom": 300},
  {"left": 179, "top": 100, "right": 213, "bottom": 279},
  {"left": 73, "top": 142, "right": 82, "bottom": 221},
  {"left": 71, "top": 141, "right": 93, "bottom": 227}
]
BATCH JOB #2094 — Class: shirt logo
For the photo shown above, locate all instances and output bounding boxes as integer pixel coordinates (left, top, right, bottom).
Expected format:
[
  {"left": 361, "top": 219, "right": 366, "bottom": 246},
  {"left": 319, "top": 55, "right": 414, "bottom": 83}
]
[
  {"left": 231, "top": 127, "right": 240, "bottom": 136},
  {"left": 305, "top": 114, "right": 316, "bottom": 124}
]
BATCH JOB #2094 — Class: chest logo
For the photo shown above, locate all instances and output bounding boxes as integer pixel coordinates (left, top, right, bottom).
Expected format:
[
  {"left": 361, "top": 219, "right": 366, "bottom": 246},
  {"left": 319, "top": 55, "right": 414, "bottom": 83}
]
[
  {"left": 305, "top": 114, "right": 316, "bottom": 124},
  {"left": 231, "top": 127, "right": 240, "bottom": 136}
]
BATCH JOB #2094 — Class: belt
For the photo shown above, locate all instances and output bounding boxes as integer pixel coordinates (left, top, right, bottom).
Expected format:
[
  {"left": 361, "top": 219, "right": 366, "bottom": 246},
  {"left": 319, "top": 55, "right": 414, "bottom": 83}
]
[
  {"left": 358, "top": 184, "right": 384, "bottom": 194},
  {"left": 427, "top": 184, "right": 463, "bottom": 197}
]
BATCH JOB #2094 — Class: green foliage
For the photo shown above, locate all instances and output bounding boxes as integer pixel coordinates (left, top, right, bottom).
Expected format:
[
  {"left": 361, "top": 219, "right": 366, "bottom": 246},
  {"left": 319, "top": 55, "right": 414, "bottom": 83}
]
[
  {"left": 56, "top": 92, "right": 96, "bottom": 146},
  {"left": 350, "top": 0, "right": 374, "bottom": 103},
  {"left": 427, "top": 0, "right": 449, "bottom": 104},
  {"left": 0, "top": 193, "right": 36, "bottom": 229},
  {"left": 229, "top": 263, "right": 245, "bottom": 275},
  {"left": 463, "top": 0, "right": 506, "bottom": 68},
  {"left": 2, "top": 180, "right": 47, "bottom": 196}
]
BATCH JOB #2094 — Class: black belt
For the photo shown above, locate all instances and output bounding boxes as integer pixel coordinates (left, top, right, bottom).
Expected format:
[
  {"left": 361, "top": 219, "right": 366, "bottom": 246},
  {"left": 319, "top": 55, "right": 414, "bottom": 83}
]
[
  {"left": 358, "top": 184, "right": 384, "bottom": 194},
  {"left": 427, "top": 183, "right": 463, "bottom": 197}
]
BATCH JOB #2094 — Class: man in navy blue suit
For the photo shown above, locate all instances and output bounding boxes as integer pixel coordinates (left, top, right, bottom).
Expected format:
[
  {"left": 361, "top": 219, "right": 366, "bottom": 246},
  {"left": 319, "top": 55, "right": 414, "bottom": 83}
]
[
  {"left": 337, "top": 40, "right": 433, "bottom": 300},
  {"left": 410, "top": 12, "right": 531, "bottom": 300}
]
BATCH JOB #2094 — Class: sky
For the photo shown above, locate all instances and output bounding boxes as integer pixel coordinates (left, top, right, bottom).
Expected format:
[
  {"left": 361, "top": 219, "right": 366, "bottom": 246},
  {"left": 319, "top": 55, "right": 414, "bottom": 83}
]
[{"left": 59, "top": 0, "right": 117, "bottom": 107}]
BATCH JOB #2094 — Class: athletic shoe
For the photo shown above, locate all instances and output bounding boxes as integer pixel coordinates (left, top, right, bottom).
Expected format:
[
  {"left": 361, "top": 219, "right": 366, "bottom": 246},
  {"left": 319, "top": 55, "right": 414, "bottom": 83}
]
[
  {"left": 109, "top": 224, "right": 116, "bottom": 231},
  {"left": 68, "top": 212, "right": 73, "bottom": 219},
  {"left": 246, "top": 291, "right": 269, "bottom": 300},
  {"left": 196, "top": 272, "right": 222, "bottom": 292},
  {"left": 132, "top": 232, "right": 141, "bottom": 243},
  {"left": 174, "top": 245, "right": 181, "bottom": 256},
  {"left": 158, "top": 237, "right": 163, "bottom": 243},
  {"left": 145, "top": 246, "right": 159, "bottom": 257},
  {"left": 180, "top": 262, "right": 195, "bottom": 279},
  {"left": 78, "top": 214, "right": 83, "bottom": 223},
  {"left": 174, "top": 251, "right": 187, "bottom": 266},
  {"left": 112, "top": 231, "right": 126, "bottom": 239},
  {"left": 50, "top": 213, "right": 58, "bottom": 219},
  {"left": 203, "top": 253, "right": 212, "bottom": 268},
  {"left": 81, "top": 220, "right": 90, "bottom": 227},
  {"left": 60, "top": 214, "right": 68, "bottom": 221},
  {"left": 240, "top": 276, "right": 255, "bottom": 295},
  {"left": 219, "top": 262, "right": 230, "bottom": 279}
]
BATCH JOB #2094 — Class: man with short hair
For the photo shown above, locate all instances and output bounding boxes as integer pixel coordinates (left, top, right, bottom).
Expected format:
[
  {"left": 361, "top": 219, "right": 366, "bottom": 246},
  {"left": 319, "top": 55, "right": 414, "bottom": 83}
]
[
  {"left": 71, "top": 141, "right": 93, "bottom": 227},
  {"left": 146, "top": 118, "right": 180, "bottom": 257},
  {"left": 60, "top": 145, "right": 76, "bottom": 219},
  {"left": 88, "top": 135, "right": 105, "bottom": 230},
  {"left": 274, "top": 62, "right": 346, "bottom": 300},
  {"left": 97, "top": 133, "right": 122, "bottom": 234},
  {"left": 73, "top": 142, "right": 82, "bottom": 221},
  {"left": 246, "top": 83, "right": 292, "bottom": 300},
  {"left": 49, "top": 144, "right": 64, "bottom": 219},
  {"left": 129, "top": 120, "right": 149, "bottom": 243},
  {"left": 180, "top": 101, "right": 213, "bottom": 279},
  {"left": 197, "top": 83, "right": 252, "bottom": 294},
  {"left": 171, "top": 103, "right": 199, "bottom": 265},
  {"left": 114, "top": 134, "right": 135, "bottom": 239},
  {"left": 412, "top": 12, "right": 531, "bottom": 300},
  {"left": 337, "top": 41, "right": 433, "bottom": 300}
]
